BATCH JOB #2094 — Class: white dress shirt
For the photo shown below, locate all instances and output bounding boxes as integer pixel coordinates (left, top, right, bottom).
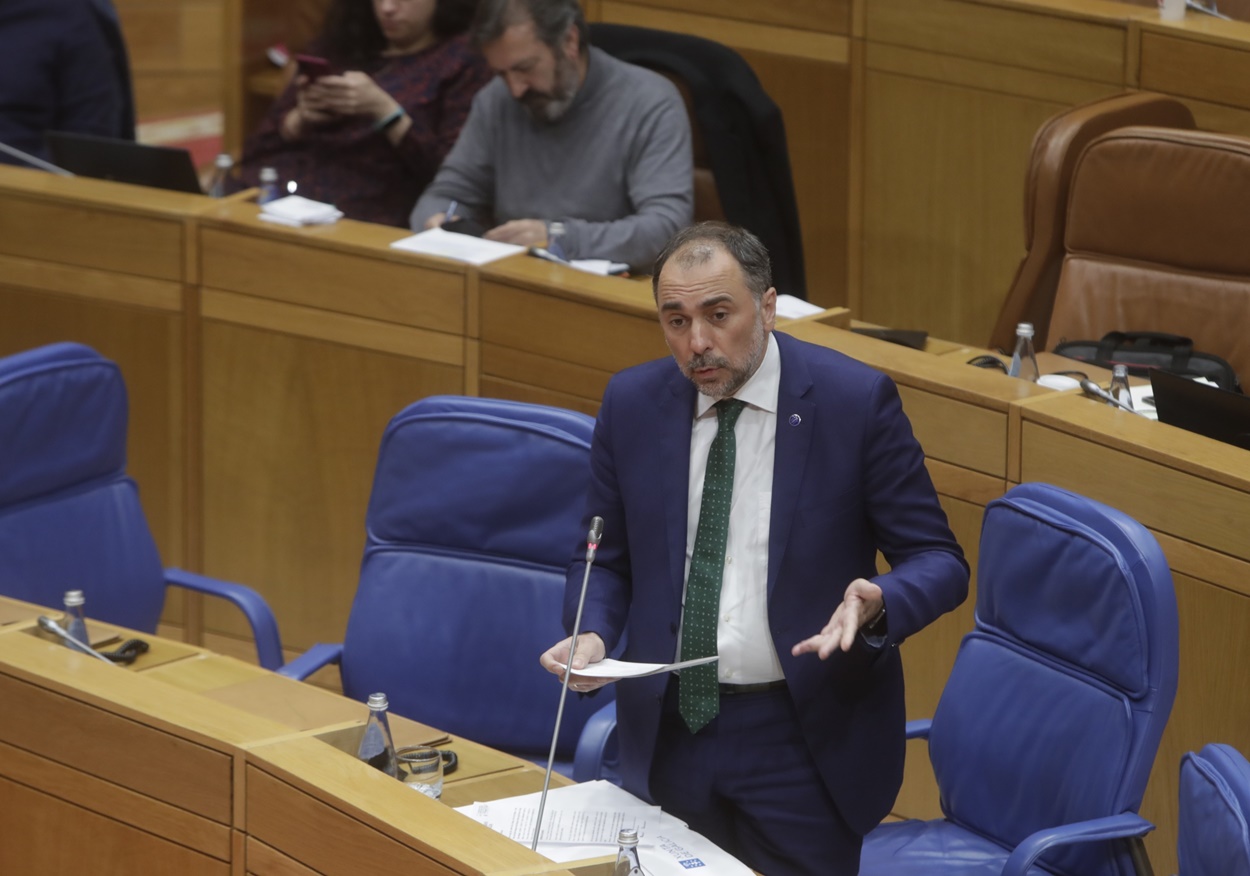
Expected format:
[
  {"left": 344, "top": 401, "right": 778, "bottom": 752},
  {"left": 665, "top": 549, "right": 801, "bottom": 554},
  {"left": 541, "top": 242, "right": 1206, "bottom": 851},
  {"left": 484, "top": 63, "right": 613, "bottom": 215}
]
[{"left": 679, "top": 332, "right": 784, "bottom": 684}]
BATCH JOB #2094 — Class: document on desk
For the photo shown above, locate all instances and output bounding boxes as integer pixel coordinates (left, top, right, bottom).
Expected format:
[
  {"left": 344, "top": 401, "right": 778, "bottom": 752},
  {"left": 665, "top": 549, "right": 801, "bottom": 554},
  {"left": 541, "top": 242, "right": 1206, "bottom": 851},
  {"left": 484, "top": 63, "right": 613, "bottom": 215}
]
[
  {"left": 457, "top": 781, "right": 753, "bottom": 874},
  {"left": 557, "top": 655, "right": 718, "bottom": 679},
  {"left": 389, "top": 227, "right": 524, "bottom": 264}
]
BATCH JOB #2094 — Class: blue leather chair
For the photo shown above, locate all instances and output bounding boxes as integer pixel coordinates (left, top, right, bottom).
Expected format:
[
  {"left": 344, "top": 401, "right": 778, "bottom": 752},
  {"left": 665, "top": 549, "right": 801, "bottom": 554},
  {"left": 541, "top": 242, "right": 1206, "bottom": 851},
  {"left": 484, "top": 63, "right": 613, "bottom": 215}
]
[
  {"left": 1177, "top": 744, "right": 1250, "bottom": 875},
  {"left": 279, "top": 395, "right": 613, "bottom": 775},
  {"left": 0, "top": 342, "right": 283, "bottom": 668},
  {"left": 860, "top": 482, "right": 1178, "bottom": 876}
]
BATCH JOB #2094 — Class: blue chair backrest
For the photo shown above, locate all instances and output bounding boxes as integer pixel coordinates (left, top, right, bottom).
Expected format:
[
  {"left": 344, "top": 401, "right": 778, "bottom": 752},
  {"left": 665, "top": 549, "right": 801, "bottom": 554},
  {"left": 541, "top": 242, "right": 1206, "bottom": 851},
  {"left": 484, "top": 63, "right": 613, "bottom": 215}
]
[
  {"left": 1178, "top": 743, "right": 1250, "bottom": 875},
  {"left": 928, "top": 482, "right": 1178, "bottom": 876},
  {"left": 340, "top": 395, "right": 608, "bottom": 758},
  {"left": 0, "top": 343, "right": 164, "bottom": 631}
]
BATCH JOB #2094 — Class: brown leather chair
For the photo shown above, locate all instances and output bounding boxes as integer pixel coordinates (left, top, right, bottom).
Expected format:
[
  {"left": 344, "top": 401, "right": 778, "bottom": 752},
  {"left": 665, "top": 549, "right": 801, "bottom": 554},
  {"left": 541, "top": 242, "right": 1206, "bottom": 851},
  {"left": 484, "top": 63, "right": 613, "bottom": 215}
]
[
  {"left": 1047, "top": 125, "right": 1250, "bottom": 384},
  {"left": 989, "top": 93, "right": 1195, "bottom": 352}
]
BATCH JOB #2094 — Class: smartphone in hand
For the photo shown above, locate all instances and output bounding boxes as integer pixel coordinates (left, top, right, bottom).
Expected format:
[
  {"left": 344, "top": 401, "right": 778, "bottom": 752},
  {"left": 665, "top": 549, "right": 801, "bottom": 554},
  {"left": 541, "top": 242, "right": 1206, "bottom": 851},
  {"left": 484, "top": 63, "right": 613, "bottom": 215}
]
[{"left": 295, "top": 54, "right": 333, "bottom": 82}]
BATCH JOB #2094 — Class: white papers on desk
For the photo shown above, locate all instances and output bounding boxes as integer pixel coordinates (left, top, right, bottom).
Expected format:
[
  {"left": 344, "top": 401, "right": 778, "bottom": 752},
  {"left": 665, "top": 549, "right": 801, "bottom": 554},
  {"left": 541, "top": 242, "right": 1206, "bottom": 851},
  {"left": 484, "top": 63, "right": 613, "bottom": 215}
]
[
  {"left": 775, "top": 294, "right": 825, "bottom": 320},
  {"left": 558, "top": 655, "right": 718, "bottom": 680},
  {"left": 390, "top": 227, "right": 524, "bottom": 264},
  {"left": 569, "top": 257, "right": 630, "bottom": 276},
  {"left": 257, "top": 195, "right": 343, "bottom": 227},
  {"left": 457, "top": 780, "right": 754, "bottom": 875}
]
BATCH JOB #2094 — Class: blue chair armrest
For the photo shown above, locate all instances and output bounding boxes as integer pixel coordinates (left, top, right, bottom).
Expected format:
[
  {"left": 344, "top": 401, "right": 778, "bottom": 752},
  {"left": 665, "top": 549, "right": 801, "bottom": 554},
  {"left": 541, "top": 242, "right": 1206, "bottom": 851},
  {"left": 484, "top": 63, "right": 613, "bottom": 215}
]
[
  {"left": 906, "top": 718, "right": 932, "bottom": 740},
  {"left": 573, "top": 701, "right": 618, "bottom": 784},
  {"left": 1002, "top": 812, "right": 1155, "bottom": 876},
  {"left": 165, "top": 568, "right": 284, "bottom": 671},
  {"left": 276, "top": 643, "right": 344, "bottom": 680}
]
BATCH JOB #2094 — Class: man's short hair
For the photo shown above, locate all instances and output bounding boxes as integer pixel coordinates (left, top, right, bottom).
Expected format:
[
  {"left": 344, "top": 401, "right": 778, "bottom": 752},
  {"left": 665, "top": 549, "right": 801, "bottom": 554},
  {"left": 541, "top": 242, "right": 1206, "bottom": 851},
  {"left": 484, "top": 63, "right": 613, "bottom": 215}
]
[
  {"left": 471, "top": 0, "right": 589, "bottom": 55},
  {"left": 652, "top": 222, "right": 773, "bottom": 301}
]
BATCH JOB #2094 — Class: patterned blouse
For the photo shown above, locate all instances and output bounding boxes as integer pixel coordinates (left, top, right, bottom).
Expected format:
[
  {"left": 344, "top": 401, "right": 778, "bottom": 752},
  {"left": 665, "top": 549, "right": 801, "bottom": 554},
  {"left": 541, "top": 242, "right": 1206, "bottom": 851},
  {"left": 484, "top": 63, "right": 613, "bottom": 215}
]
[{"left": 237, "top": 35, "right": 491, "bottom": 228}]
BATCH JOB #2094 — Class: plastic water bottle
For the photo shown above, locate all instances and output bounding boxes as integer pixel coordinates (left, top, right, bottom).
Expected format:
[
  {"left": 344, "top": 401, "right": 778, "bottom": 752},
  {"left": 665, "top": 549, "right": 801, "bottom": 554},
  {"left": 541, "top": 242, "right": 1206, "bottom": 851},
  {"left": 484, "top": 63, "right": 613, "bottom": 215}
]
[
  {"left": 357, "top": 692, "right": 398, "bottom": 777},
  {"left": 1109, "top": 364, "right": 1134, "bottom": 410},
  {"left": 1007, "top": 321, "right": 1040, "bottom": 382},
  {"left": 207, "top": 153, "right": 234, "bottom": 198},
  {"left": 62, "top": 590, "right": 88, "bottom": 648},
  {"left": 547, "top": 221, "right": 567, "bottom": 260},
  {"left": 258, "top": 166, "right": 280, "bottom": 204},
  {"left": 613, "top": 828, "right": 644, "bottom": 876}
]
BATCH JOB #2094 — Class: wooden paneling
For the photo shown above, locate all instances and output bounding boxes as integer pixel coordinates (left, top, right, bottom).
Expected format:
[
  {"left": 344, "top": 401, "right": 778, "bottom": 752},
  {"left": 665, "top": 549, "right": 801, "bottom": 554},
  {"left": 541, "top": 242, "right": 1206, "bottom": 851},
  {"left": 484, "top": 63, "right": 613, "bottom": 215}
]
[
  {"left": 118, "top": 0, "right": 225, "bottom": 117},
  {"left": 0, "top": 668, "right": 233, "bottom": 822},
  {"left": 0, "top": 776, "right": 229, "bottom": 876},
  {"left": 1140, "top": 29, "right": 1250, "bottom": 108},
  {"left": 859, "top": 63, "right": 1118, "bottom": 344},
  {"left": 605, "top": 0, "right": 848, "bottom": 34},
  {"left": 199, "top": 321, "right": 464, "bottom": 648},
  {"left": 198, "top": 228, "right": 465, "bottom": 335},
  {"left": 0, "top": 286, "right": 186, "bottom": 569},
  {"left": 866, "top": 0, "right": 1128, "bottom": 82}
]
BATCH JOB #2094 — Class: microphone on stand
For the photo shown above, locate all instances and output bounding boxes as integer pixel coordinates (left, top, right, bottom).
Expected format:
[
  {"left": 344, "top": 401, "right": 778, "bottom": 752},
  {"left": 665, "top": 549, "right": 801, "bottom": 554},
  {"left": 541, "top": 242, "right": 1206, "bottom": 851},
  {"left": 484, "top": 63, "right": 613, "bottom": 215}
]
[
  {"left": 1079, "top": 378, "right": 1145, "bottom": 416},
  {"left": 37, "top": 615, "right": 115, "bottom": 664},
  {"left": 0, "top": 140, "right": 74, "bottom": 176},
  {"left": 532, "top": 515, "right": 604, "bottom": 851}
]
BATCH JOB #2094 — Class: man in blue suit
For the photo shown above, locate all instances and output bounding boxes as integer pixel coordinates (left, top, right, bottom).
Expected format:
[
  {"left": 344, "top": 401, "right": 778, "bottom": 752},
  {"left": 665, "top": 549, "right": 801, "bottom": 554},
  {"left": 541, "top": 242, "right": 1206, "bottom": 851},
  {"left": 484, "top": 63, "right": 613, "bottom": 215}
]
[{"left": 541, "top": 222, "right": 968, "bottom": 875}]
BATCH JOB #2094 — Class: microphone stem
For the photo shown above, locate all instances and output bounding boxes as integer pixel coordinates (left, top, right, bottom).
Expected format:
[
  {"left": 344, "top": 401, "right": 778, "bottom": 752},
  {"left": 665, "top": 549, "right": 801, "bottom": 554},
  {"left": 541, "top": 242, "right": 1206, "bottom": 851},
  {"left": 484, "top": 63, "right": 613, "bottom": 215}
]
[{"left": 532, "top": 541, "right": 597, "bottom": 851}]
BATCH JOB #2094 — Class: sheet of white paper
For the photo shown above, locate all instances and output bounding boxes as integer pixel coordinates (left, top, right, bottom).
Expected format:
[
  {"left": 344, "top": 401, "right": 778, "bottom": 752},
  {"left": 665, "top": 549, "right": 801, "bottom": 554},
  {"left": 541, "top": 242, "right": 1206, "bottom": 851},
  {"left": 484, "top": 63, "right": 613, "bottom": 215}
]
[
  {"left": 456, "top": 782, "right": 753, "bottom": 875},
  {"left": 558, "top": 655, "right": 718, "bottom": 679},
  {"left": 775, "top": 294, "right": 825, "bottom": 319},
  {"left": 569, "top": 258, "right": 629, "bottom": 276},
  {"left": 390, "top": 227, "right": 525, "bottom": 265},
  {"left": 260, "top": 194, "right": 342, "bottom": 225}
]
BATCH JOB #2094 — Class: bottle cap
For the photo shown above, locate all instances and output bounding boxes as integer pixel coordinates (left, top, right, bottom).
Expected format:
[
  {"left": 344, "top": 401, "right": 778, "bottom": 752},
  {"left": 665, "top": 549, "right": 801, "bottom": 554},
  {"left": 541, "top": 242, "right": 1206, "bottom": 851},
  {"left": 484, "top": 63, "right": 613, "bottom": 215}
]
[
  {"left": 1112, "top": 364, "right": 1129, "bottom": 378},
  {"left": 617, "top": 828, "right": 639, "bottom": 844},
  {"left": 1015, "top": 322, "right": 1035, "bottom": 338},
  {"left": 260, "top": 167, "right": 278, "bottom": 183},
  {"left": 214, "top": 153, "right": 234, "bottom": 169},
  {"left": 64, "top": 590, "right": 84, "bottom": 607},
  {"left": 367, "top": 692, "right": 389, "bottom": 710}
]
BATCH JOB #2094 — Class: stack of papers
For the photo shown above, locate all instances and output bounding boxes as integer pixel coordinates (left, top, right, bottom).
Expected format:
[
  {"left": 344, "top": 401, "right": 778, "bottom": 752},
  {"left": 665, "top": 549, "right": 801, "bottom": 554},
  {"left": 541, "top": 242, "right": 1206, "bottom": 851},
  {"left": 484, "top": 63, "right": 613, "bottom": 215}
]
[
  {"left": 456, "top": 780, "right": 753, "bottom": 875},
  {"left": 390, "top": 227, "right": 524, "bottom": 265},
  {"left": 258, "top": 195, "right": 344, "bottom": 227}
]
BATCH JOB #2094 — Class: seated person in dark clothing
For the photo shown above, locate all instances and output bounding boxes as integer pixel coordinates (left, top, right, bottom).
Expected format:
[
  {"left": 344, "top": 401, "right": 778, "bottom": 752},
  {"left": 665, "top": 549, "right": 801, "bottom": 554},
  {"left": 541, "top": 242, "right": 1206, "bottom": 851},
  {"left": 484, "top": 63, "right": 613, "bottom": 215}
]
[
  {"left": 235, "top": 0, "right": 492, "bottom": 228},
  {"left": 0, "top": 0, "right": 132, "bottom": 166}
]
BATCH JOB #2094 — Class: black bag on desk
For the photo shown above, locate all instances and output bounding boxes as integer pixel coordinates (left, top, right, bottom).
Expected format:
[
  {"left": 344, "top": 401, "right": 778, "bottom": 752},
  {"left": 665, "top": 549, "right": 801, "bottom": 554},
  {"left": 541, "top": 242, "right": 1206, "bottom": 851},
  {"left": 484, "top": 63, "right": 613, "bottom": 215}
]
[{"left": 1052, "top": 331, "right": 1242, "bottom": 392}]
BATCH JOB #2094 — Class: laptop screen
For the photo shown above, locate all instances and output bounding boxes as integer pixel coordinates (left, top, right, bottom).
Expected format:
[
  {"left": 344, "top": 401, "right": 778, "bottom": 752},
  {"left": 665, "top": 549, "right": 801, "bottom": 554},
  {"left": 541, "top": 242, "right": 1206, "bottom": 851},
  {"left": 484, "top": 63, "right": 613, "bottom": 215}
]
[
  {"left": 1150, "top": 369, "right": 1250, "bottom": 451},
  {"left": 45, "top": 131, "right": 202, "bottom": 194}
]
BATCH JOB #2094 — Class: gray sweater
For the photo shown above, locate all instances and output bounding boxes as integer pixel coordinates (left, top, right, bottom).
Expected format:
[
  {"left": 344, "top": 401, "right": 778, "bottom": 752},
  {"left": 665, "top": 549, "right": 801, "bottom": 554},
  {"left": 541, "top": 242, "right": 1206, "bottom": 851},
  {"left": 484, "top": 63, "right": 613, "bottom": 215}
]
[{"left": 411, "top": 46, "right": 693, "bottom": 270}]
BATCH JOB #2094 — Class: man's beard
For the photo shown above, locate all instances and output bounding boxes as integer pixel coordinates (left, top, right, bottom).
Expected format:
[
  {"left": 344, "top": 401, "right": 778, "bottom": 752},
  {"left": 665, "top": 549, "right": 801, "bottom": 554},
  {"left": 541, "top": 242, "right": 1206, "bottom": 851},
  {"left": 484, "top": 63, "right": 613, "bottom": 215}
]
[
  {"left": 684, "top": 318, "right": 767, "bottom": 399},
  {"left": 520, "top": 51, "right": 581, "bottom": 122}
]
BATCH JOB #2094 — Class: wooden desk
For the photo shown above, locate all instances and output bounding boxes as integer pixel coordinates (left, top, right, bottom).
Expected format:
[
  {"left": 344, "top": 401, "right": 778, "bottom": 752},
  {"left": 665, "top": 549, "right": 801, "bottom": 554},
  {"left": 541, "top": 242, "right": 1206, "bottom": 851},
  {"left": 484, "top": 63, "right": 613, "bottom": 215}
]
[{"left": 0, "top": 601, "right": 595, "bottom": 876}]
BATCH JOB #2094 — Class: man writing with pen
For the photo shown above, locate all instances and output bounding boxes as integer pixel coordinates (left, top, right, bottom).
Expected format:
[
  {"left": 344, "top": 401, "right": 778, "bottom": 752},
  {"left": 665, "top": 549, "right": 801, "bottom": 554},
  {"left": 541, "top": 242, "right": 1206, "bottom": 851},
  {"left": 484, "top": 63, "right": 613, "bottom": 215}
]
[{"left": 409, "top": 0, "right": 693, "bottom": 270}]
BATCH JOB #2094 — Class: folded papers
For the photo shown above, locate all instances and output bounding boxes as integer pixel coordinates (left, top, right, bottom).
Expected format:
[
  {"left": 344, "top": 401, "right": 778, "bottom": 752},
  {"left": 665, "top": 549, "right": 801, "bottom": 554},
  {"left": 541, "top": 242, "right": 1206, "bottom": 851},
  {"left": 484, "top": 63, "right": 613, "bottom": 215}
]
[{"left": 258, "top": 195, "right": 343, "bottom": 227}]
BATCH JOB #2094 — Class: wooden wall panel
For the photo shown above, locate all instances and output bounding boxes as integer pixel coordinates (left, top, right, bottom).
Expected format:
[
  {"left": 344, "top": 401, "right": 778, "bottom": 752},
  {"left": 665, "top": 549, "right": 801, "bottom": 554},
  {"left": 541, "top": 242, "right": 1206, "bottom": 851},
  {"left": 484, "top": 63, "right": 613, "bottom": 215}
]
[
  {"left": 0, "top": 286, "right": 185, "bottom": 570},
  {"left": 859, "top": 63, "right": 1118, "bottom": 344},
  {"left": 0, "top": 776, "right": 228, "bottom": 876},
  {"left": 199, "top": 321, "right": 464, "bottom": 648},
  {"left": 117, "top": 0, "right": 225, "bottom": 118}
]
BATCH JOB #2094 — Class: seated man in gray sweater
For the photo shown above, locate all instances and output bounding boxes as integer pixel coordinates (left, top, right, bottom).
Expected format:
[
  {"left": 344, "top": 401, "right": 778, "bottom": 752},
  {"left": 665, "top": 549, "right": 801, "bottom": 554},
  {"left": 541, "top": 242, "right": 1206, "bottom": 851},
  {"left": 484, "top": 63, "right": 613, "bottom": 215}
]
[{"left": 410, "top": 0, "right": 693, "bottom": 271}]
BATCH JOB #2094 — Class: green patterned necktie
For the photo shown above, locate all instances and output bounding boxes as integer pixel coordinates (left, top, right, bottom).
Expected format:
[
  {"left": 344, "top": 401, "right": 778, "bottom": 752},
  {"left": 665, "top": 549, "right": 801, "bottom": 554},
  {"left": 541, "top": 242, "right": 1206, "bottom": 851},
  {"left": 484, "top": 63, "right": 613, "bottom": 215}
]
[{"left": 679, "top": 398, "right": 746, "bottom": 733}]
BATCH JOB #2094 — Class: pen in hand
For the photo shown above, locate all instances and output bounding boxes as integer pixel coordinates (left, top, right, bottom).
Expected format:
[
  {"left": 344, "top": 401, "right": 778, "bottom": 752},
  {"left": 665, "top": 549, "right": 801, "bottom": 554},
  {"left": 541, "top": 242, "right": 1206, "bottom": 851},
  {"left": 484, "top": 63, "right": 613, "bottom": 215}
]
[{"left": 445, "top": 200, "right": 458, "bottom": 222}]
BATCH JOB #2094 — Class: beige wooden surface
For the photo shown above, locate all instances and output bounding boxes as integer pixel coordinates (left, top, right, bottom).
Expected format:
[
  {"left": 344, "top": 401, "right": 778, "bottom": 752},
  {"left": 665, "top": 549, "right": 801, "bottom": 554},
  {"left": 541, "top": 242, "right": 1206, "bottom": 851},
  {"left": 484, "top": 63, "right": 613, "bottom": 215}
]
[{"left": 0, "top": 599, "right": 597, "bottom": 876}]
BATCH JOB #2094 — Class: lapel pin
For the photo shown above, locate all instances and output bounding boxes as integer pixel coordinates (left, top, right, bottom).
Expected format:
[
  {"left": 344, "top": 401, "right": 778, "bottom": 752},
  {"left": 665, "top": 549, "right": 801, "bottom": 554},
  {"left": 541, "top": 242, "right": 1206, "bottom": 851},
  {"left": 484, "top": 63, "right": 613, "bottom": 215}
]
[{"left": 789, "top": 414, "right": 801, "bottom": 426}]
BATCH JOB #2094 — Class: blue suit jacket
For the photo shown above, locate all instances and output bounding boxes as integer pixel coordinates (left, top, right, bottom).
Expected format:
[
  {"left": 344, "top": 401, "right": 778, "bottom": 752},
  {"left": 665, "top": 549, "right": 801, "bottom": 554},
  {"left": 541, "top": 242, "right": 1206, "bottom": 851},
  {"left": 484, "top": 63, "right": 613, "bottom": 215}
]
[{"left": 568, "top": 331, "right": 969, "bottom": 835}]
